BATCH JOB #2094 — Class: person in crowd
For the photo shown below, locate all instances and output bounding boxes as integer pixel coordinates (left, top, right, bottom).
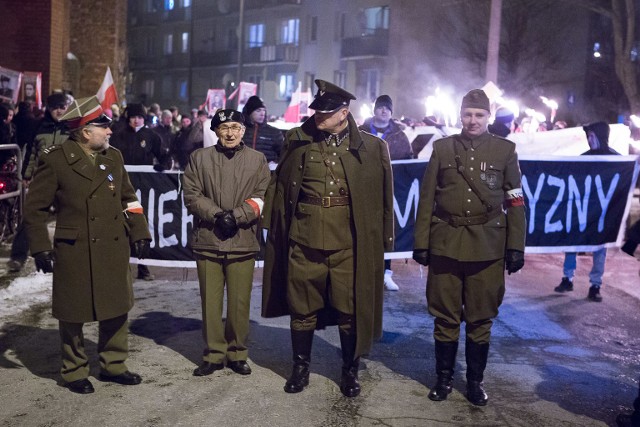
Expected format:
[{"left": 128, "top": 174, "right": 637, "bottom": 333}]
[
  {"left": 241, "top": 95, "right": 284, "bottom": 164},
  {"left": 554, "top": 122, "right": 619, "bottom": 302},
  {"left": 7, "top": 93, "right": 70, "bottom": 273},
  {"left": 170, "top": 115, "right": 195, "bottom": 170},
  {"left": 168, "top": 105, "right": 181, "bottom": 134},
  {"left": 262, "top": 79, "right": 394, "bottom": 398},
  {"left": 152, "top": 109, "right": 175, "bottom": 170},
  {"left": 183, "top": 109, "right": 270, "bottom": 377},
  {"left": 359, "top": 94, "right": 412, "bottom": 291},
  {"left": 23, "top": 96, "right": 151, "bottom": 394},
  {"left": 13, "top": 102, "right": 39, "bottom": 152},
  {"left": 109, "top": 103, "right": 165, "bottom": 281},
  {"left": 147, "top": 102, "right": 161, "bottom": 128},
  {"left": 488, "top": 106, "right": 514, "bottom": 138},
  {"left": 413, "top": 89, "right": 526, "bottom": 406}
]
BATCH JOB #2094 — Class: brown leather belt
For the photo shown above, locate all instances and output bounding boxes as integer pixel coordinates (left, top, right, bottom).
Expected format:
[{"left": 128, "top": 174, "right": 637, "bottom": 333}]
[
  {"left": 300, "top": 195, "right": 350, "bottom": 207},
  {"left": 434, "top": 206, "right": 502, "bottom": 227}
]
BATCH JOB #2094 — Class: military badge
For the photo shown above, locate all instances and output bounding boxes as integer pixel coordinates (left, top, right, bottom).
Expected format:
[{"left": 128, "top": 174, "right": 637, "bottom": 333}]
[
  {"left": 140, "top": 140, "right": 146, "bottom": 148},
  {"left": 485, "top": 172, "right": 498, "bottom": 189}
]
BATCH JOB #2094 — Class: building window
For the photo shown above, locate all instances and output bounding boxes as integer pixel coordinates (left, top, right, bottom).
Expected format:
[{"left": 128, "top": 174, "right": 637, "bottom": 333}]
[
  {"left": 144, "top": 79, "right": 155, "bottom": 98},
  {"left": 146, "top": 36, "right": 155, "bottom": 56},
  {"left": 334, "top": 70, "right": 346, "bottom": 89},
  {"left": 362, "top": 69, "right": 379, "bottom": 102},
  {"left": 162, "top": 76, "right": 172, "bottom": 98},
  {"left": 164, "top": 34, "right": 173, "bottom": 55},
  {"left": 309, "top": 16, "right": 317, "bottom": 43},
  {"left": 247, "top": 74, "right": 262, "bottom": 94},
  {"left": 226, "top": 28, "right": 238, "bottom": 50},
  {"left": 304, "top": 72, "right": 315, "bottom": 92},
  {"left": 164, "top": 0, "right": 174, "bottom": 11},
  {"left": 181, "top": 32, "right": 189, "bottom": 53},
  {"left": 363, "top": 6, "right": 389, "bottom": 35},
  {"left": 146, "top": 0, "right": 156, "bottom": 13},
  {"left": 280, "top": 18, "right": 299, "bottom": 45},
  {"left": 278, "top": 74, "right": 295, "bottom": 99},
  {"left": 182, "top": 0, "right": 191, "bottom": 7},
  {"left": 338, "top": 12, "right": 347, "bottom": 40},
  {"left": 247, "top": 23, "right": 265, "bottom": 48},
  {"left": 178, "top": 80, "right": 188, "bottom": 101}
]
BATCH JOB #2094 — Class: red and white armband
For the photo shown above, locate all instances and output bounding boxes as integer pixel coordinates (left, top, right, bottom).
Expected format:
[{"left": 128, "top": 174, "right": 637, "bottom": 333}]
[
  {"left": 245, "top": 198, "right": 264, "bottom": 217},
  {"left": 504, "top": 188, "right": 524, "bottom": 207}
]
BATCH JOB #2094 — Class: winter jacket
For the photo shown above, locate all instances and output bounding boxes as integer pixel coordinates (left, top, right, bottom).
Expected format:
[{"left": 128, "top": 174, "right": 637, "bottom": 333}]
[
  {"left": 182, "top": 143, "right": 270, "bottom": 253},
  {"left": 241, "top": 121, "right": 284, "bottom": 163},
  {"left": 23, "top": 111, "right": 69, "bottom": 180},
  {"left": 359, "top": 118, "right": 413, "bottom": 160}
]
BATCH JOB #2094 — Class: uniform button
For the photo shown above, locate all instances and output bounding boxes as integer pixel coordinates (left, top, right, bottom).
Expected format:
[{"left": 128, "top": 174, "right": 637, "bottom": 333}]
[
  {"left": 332, "top": 143, "right": 336, "bottom": 147},
  {"left": 470, "top": 157, "right": 474, "bottom": 161},
  {"left": 471, "top": 148, "right": 475, "bottom": 151},
  {"left": 90, "top": 216, "right": 95, "bottom": 220},
  {"left": 298, "top": 165, "right": 303, "bottom": 170},
  {"left": 469, "top": 167, "right": 474, "bottom": 171},
  {"left": 329, "top": 192, "right": 334, "bottom": 195},
  {"left": 333, "top": 152, "right": 337, "bottom": 156},
  {"left": 331, "top": 161, "right": 335, "bottom": 165},
  {"left": 467, "top": 199, "right": 471, "bottom": 203},
  {"left": 465, "top": 211, "right": 471, "bottom": 216},
  {"left": 468, "top": 188, "right": 472, "bottom": 192},
  {"left": 330, "top": 181, "right": 334, "bottom": 185},
  {"left": 92, "top": 238, "right": 97, "bottom": 242},
  {"left": 114, "top": 215, "right": 118, "bottom": 220},
  {"left": 310, "top": 156, "right": 314, "bottom": 160},
  {"left": 292, "top": 181, "right": 296, "bottom": 186},
  {"left": 389, "top": 237, "right": 393, "bottom": 241}
]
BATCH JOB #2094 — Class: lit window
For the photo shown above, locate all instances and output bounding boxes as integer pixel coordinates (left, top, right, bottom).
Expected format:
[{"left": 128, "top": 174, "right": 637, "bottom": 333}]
[
  {"left": 179, "top": 80, "right": 188, "bottom": 100},
  {"left": 164, "top": 0, "right": 174, "bottom": 11},
  {"left": 182, "top": 0, "right": 191, "bottom": 7},
  {"left": 280, "top": 19, "right": 299, "bottom": 45},
  {"left": 248, "top": 24, "right": 265, "bottom": 48},
  {"left": 278, "top": 74, "right": 295, "bottom": 99},
  {"left": 164, "top": 34, "right": 173, "bottom": 55},
  {"left": 309, "top": 16, "right": 317, "bottom": 42},
  {"left": 181, "top": 32, "right": 189, "bottom": 53},
  {"left": 363, "top": 6, "right": 389, "bottom": 35},
  {"left": 144, "top": 79, "right": 155, "bottom": 98}
]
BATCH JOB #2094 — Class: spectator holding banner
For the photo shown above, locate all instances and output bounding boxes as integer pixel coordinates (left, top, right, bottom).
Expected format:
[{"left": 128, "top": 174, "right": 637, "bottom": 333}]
[
  {"left": 183, "top": 109, "right": 270, "bottom": 377},
  {"left": 413, "top": 89, "right": 526, "bottom": 406},
  {"left": 554, "top": 121, "right": 619, "bottom": 302}
]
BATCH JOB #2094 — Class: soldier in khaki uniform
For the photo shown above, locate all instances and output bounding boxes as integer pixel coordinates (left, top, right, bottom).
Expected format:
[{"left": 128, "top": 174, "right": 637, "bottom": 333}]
[
  {"left": 413, "top": 89, "right": 526, "bottom": 406},
  {"left": 24, "top": 96, "right": 152, "bottom": 394},
  {"left": 262, "top": 80, "right": 394, "bottom": 398}
]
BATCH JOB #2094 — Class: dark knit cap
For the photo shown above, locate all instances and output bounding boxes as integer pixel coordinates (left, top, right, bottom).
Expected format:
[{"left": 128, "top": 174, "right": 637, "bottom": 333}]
[
  {"left": 461, "top": 89, "right": 490, "bottom": 112},
  {"left": 242, "top": 96, "right": 266, "bottom": 116},
  {"left": 374, "top": 95, "right": 393, "bottom": 113},
  {"left": 46, "top": 93, "right": 67, "bottom": 109},
  {"left": 583, "top": 121, "right": 609, "bottom": 144}
]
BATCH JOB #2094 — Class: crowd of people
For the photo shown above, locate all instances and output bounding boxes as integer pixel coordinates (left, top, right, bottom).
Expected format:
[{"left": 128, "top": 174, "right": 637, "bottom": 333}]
[{"left": 0, "top": 82, "right": 638, "bottom": 426}]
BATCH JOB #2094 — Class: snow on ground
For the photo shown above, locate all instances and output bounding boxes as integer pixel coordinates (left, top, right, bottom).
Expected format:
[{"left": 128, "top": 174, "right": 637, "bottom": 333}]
[{"left": 0, "top": 273, "right": 51, "bottom": 318}]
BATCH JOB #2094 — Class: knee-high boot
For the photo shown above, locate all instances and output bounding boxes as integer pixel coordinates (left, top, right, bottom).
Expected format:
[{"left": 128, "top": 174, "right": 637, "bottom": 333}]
[
  {"left": 616, "top": 381, "right": 640, "bottom": 427},
  {"left": 465, "top": 339, "right": 489, "bottom": 406},
  {"left": 339, "top": 330, "right": 360, "bottom": 397},
  {"left": 284, "top": 330, "right": 314, "bottom": 393},
  {"left": 428, "top": 340, "right": 458, "bottom": 401}
]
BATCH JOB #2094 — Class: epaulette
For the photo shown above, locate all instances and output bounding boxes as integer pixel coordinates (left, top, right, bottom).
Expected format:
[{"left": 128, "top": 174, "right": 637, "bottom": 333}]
[{"left": 42, "top": 145, "right": 61, "bottom": 155}]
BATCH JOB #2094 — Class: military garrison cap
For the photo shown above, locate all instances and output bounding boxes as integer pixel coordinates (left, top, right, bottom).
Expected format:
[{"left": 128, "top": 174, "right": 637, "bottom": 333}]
[
  {"left": 309, "top": 79, "right": 356, "bottom": 113},
  {"left": 60, "top": 96, "right": 111, "bottom": 129}
]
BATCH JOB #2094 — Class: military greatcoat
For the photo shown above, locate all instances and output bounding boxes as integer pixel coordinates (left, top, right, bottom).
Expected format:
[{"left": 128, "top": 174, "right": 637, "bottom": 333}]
[
  {"left": 261, "top": 114, "right": 395, "bottom": 358},
  {"left": 24, "top": 139, "right": 151, "bottom": 323}
]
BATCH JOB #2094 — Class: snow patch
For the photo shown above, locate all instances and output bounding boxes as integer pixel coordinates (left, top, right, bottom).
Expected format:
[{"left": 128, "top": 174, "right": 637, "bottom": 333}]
[{"left": 0, "top": 273, "right": 52, "bottom": 318}]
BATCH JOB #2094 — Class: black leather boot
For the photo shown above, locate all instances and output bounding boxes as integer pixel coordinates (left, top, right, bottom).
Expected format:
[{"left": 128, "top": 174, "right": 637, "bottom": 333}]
[
  {"left": 428, "top": 340, "right": 458, "bottom": 401},
  {"left": 465, "top": 340, "right": 489, "bottom": 406},
  {"left": 284, "top": 330, "right": 314, "bottom": 393},
  {"left": 339, "top": 330, "right": 360, "bottom": 397},
  {"left": 616, "top": 390, "right": 640, "bottom": 426}
]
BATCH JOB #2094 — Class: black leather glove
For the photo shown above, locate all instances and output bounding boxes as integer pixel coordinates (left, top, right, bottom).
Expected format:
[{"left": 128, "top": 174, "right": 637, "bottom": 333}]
[
  {"left": 153, "top": 163, "right": 166, "bottom": 172},
  {"left": 214, "top": 210, "right": 238, "bottom": 239},
  {"left": 505, "top": 249, "right": 525, "bottom": 275},
  {"left": 34, "top": 251, "right": 54, "bottom": 273},
  {"left": 134, "top": 239, "right": 151, "bottom": 259},
  {"left": 412, "top": 249, "right": 430, "bottom": 266}
]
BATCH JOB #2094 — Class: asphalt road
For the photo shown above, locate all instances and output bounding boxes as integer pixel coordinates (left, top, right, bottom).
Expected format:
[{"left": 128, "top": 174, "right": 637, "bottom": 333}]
[{"left": 0, "top": 250, "right": 639, "bottom": 427}]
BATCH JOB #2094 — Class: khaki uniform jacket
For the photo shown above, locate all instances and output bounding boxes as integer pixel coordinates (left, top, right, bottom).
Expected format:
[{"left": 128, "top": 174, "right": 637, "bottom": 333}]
[
  {"left": 24, "top": 139, "right": 151, "bottom": 323},
  {"left": 182, "top": 144, "right": 271, "bottom": 253},
  {"left": 414, "top": 132, "right": 526, "bottom": 261},
  {"left": 261, "top": 114, "right": 395, "bottom": 358}
]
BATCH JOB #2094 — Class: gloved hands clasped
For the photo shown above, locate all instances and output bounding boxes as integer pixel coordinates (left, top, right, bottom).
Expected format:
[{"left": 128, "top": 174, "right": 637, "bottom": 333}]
[
  {"left": 134, "top": 239, "right": 151, "bottom": 259},
  {"left": 505, "top": 249, "right": 525, "bottom": 274},
  {"left": 34, "top": 251, "right": 54, "bottom": 273},
  {"left": 412, "top": 249, "right": 430, "bottom": 266},
  {"left": 214, "top": 210, "right": 238, "bottom": 239}
]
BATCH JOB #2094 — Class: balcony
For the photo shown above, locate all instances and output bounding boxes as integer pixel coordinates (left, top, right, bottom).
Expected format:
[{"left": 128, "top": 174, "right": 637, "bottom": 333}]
[
  {"left": 341, "top": 30, "right": 389, "bottom": 59},
  {"left": 161, "top": 7, "right": 191, "bottom": 22},
  {"left": 258, "top": 44, "right": 299, "bottom": 63},
  {"left": 159, "top": 53, "right": 190, "bottom": 69},
  {"left": 129, "top": 56, "right": 158, "bottom": 70},
  {"left": 191, "top": 50, "right": 238, "bottom": 67}
]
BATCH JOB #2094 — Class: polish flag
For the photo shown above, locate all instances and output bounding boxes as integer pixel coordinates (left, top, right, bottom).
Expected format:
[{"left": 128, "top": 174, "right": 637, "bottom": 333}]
[
  {"left": 96, "top": 67, "right": 118, "bottom": 111},
  {"left": 284, "top": 83, "right": 313, "bottom": 123}
]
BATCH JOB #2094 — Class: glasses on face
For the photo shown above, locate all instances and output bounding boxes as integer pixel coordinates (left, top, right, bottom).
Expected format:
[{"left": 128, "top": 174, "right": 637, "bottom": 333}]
[{"left": 217, "top": 124, "right": 243, "bottom": 133}]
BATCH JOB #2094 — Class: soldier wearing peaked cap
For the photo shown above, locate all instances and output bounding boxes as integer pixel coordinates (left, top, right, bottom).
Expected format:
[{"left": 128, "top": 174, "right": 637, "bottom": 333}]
[
  {"left": 262, "top": 79, "right": 395, "bottom": 397},
  {"left": 413, "top": 89, "right": 526, "bottom": 406},
  {"left": 23, "top": 96, "right": 152, "bottom": 394}
]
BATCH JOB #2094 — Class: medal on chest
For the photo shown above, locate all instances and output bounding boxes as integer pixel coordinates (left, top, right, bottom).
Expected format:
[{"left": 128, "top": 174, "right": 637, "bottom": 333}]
[{"left": 107, "top": 174, "right": 115, "bottom": 191}]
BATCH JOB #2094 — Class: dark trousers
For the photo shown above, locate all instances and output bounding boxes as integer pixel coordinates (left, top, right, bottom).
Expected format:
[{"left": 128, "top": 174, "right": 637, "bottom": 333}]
[{"left": 10, "top": 222, "right": 29, "bottom": 262}]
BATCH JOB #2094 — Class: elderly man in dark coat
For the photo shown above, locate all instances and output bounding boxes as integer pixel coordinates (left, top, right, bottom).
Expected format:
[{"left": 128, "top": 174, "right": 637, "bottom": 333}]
[
  {"left": 262, "top": 79, "right": 394, "bottom": 398},
  {"left": 23, "top": 96, "right": 152, "bottom": 394}
]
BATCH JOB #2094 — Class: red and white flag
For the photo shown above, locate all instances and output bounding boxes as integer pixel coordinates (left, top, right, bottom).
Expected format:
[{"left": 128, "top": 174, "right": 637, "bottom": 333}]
[
  {"left": 284, "top": 83, "right": 313, "bottom": 123},
  {"left": 96, "top": 67, "right": 118, "bottom": 111}
]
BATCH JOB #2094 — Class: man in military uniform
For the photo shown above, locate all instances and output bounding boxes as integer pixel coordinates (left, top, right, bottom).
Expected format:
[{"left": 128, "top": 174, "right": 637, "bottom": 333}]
[
  {"left": 23, "top": 96, "right": 152, "bottom": 394},
  {"left": 413, "top": 89, "right": 526, "bottom": 406},
  {"left": 262, "top": 79, "right": 394, "bottom": 397}
]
